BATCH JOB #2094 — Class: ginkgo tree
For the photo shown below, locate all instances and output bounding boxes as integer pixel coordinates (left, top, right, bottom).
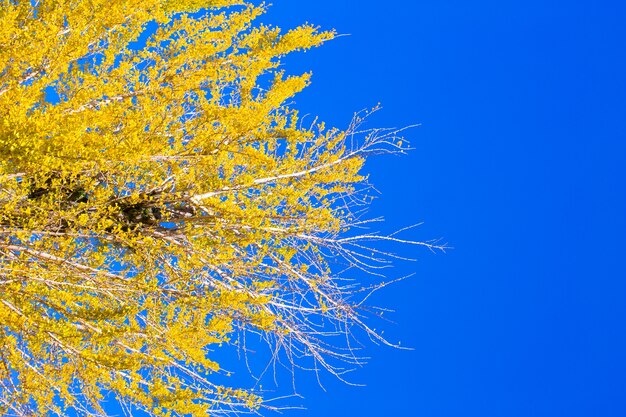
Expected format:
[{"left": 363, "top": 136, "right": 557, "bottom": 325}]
[{"left": 0, "top": 1, "right": 441, "bottom": 416}]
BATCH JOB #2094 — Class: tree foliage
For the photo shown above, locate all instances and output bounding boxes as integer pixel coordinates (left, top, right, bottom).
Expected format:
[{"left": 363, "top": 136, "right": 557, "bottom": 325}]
[{"left": 0, "top": 1, "right": 438, "bottom": 416}]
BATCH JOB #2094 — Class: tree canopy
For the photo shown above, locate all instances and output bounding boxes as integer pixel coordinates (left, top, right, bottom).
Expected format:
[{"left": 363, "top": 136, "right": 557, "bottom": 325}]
[{"left": 0, "top": 1, "right": 438, "bottom": 416}]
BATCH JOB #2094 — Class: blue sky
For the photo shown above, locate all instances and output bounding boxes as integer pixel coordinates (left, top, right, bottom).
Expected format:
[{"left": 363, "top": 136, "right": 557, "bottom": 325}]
[
  {"left": 39, "top": 1, "right": 624, "bottom": 416},
  {"left": 257, "top": 1, "right": 626, "bottom": 416}
]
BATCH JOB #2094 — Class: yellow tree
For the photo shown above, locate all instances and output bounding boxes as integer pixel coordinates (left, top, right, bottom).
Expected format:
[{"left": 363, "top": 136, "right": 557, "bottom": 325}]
[{"left": 0, "top": 1, "right": 440, "bottom": 415}]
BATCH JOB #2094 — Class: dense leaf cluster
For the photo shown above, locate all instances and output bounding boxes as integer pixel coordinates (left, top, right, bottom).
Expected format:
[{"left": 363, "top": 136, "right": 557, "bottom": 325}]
[{"left": 0, "top": 1, "right": 422, "bottom": 416}]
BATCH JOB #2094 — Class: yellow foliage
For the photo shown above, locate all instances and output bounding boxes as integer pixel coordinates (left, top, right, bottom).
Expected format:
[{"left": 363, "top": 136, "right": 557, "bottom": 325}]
[{"left": 0, "top": 1, "right": 417, "bottom": 416}]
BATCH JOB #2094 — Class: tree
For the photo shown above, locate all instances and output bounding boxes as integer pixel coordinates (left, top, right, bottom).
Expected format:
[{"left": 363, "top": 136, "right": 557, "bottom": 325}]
[{"left": 0, "top": 1, "right": 440, "bottom": 416}]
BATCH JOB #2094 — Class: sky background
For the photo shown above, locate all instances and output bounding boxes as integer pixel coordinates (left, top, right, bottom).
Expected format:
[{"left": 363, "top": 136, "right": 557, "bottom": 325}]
[
  {"left": 252, "top": 1, "right": 626, "bottom": 416},
  {"left": 80, "top": 1, "right": 626, "bottom": 416}
]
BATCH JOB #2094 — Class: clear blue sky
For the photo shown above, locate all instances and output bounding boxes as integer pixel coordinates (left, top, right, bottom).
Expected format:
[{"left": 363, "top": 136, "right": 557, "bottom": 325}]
[
  {"left": 81, "top": 1, "right": 625, "bottom": 416},
  {"left": 256, "top": 1, "right": 626, "bottom": 416}
]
